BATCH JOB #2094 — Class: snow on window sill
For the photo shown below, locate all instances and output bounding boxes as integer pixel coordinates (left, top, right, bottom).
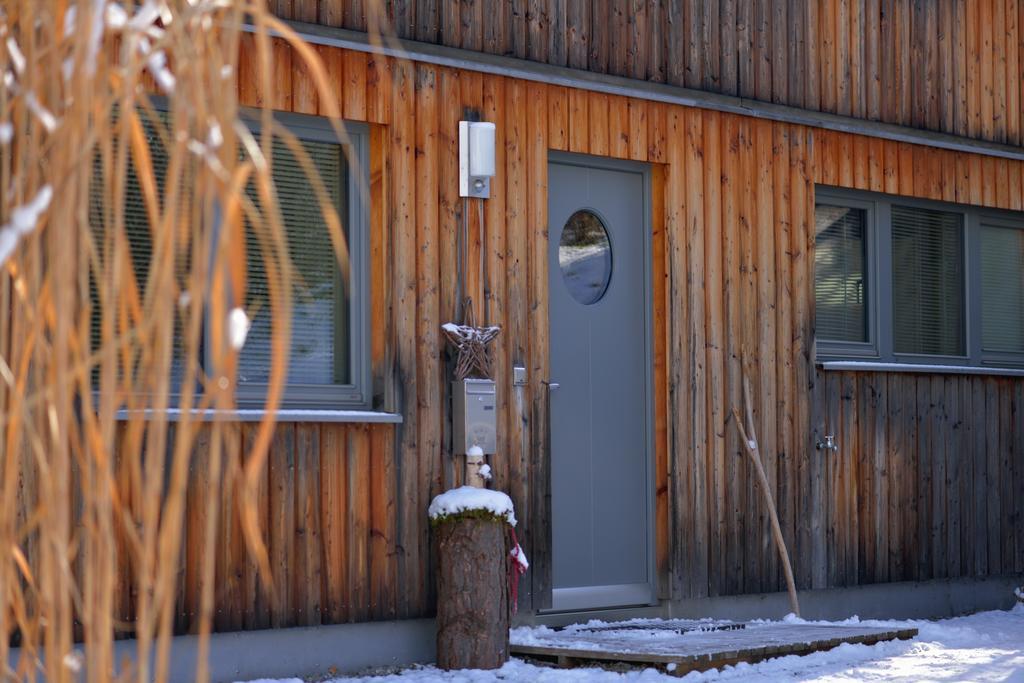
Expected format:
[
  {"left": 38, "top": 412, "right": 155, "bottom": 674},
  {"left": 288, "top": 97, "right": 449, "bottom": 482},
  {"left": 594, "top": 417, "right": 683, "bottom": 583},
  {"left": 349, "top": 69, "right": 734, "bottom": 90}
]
[
  {"left": 819, "top": 361, "right": 1024, "bottom": 377},
  {"left": 114, "top": 408, "right": 403, "bottom": 423}
]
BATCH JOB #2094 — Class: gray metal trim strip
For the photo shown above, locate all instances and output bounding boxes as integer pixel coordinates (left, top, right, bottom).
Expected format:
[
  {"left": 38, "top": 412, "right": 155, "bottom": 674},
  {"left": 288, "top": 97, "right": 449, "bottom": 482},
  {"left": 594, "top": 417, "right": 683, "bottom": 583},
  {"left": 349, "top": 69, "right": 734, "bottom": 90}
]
[
  {"left": 819, "top": 361, "right": 1024, "bottom": 377},
  {"left": 115, "top": 408, "right": 403, "bottom": 423}
]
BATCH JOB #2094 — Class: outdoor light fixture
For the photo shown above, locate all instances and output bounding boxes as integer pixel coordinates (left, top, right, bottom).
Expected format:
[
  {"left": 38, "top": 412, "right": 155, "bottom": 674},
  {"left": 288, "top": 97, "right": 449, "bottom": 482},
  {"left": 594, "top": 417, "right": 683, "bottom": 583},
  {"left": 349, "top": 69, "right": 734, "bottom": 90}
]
[{"left": 459, "top": 120, "right": 496, "bottom": 199}]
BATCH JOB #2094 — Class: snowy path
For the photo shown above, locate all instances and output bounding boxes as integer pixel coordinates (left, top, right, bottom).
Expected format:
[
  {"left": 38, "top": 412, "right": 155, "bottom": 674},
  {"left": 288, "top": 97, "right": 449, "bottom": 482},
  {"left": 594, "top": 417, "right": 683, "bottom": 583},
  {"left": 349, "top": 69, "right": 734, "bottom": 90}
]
[{"left": 240, "top": 605, "right": 1024, "bottom": 682}]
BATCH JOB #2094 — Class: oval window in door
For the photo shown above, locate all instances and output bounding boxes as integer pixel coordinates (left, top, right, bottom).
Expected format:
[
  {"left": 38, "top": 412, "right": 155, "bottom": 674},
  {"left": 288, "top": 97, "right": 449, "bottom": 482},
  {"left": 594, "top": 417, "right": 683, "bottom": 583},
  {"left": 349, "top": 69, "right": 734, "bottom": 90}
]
[{"left": 558, "top": 209, "right": 612, "bottom": 305}]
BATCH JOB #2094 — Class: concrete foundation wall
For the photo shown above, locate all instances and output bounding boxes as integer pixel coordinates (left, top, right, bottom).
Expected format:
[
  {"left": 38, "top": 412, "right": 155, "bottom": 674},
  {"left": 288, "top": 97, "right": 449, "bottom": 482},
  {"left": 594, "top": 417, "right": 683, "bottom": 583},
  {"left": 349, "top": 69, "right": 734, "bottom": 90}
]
[
  {"left": 530, "top": 575, "right": 1023, "bottom": 627},
  {"left": 10, "top": 576, "right": 1019, "bottom": 682}
]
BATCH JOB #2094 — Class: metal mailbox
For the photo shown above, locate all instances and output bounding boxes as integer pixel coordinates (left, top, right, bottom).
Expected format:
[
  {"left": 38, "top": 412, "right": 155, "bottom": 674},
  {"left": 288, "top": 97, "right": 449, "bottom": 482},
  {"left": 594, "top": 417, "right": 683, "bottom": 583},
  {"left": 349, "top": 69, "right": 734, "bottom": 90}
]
[{"left": 452, "top": 378, "right": 497, "bottom": 455}]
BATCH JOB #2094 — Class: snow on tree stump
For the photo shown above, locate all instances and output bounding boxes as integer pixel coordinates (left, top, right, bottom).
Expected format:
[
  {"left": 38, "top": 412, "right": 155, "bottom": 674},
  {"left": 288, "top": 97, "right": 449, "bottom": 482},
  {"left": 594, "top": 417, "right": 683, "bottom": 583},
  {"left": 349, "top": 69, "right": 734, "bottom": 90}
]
[{"left": 429, "top": 486, "right": 520, "bottom": 671}]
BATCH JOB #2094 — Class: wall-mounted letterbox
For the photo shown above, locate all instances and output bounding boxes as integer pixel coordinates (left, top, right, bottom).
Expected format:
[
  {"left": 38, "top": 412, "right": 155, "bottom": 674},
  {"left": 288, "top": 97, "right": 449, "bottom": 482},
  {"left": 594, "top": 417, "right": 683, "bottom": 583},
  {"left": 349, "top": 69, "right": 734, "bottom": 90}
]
[{"left": 452, "top": 378, "right": 497, "bottom": 455}]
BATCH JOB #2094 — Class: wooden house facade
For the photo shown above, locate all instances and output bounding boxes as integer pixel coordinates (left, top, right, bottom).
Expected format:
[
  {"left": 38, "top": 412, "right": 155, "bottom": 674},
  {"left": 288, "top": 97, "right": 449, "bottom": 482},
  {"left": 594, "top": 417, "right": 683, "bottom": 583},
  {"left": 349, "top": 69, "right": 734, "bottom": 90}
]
[
  {"left": 185, "top": 0, "right": 1024, "bottom": 629},
  {"left": 13, "top": 0, "right": 1024, "bottom": 673}
]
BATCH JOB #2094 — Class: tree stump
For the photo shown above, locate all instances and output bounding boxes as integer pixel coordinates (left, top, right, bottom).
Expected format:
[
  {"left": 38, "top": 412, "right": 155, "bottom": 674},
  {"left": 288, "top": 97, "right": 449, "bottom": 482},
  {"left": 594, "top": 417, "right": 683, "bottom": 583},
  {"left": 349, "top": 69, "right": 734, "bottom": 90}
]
[{"left": 434, "top": 517, "right": 510, "bottom": 670}]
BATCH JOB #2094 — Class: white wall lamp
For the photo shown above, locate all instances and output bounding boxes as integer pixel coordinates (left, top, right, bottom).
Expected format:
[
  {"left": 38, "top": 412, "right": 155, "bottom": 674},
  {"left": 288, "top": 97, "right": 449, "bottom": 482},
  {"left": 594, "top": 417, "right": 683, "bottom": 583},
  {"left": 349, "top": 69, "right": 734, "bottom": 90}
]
[{"left": 459, "top": 120, "right": 496, "bottom": 199}]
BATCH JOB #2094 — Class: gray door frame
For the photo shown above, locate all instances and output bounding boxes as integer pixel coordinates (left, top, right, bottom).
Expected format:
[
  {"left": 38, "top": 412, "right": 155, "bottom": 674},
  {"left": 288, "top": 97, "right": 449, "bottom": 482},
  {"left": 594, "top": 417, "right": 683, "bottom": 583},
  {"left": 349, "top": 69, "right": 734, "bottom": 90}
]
[{"left": 544, "top": 150, "right": 657, "bottom": 612}]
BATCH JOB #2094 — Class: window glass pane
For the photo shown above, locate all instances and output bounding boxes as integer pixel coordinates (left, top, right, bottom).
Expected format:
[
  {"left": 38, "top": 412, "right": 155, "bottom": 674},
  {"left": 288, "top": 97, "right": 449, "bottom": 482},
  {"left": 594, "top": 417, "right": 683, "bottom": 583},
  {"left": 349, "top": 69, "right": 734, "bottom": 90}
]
[
  {"left": 558, "top": 209, "right": 613, "bottom": 305},
  {"left": 981, "top": 225, "right": 1024, "bottom": 354},
  {"left": 239, "top": 136, "right": 349, "bottom": 386},
  {"left": 891, "top": 206, "right": 965, "bottom": 356},
  {"left": 815, "top": 204, "right": 868, "bottom": 343},
  {"left": 90, "top": 108, "right": 189, "bottom": 388}
]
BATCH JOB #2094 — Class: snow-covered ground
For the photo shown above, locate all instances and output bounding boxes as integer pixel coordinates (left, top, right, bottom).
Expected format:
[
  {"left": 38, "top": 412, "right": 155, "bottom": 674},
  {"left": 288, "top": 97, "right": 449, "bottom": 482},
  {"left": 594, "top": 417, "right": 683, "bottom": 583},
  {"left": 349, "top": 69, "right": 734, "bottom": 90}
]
[{"left": 240, "top": 605, "right": 1024, "bottom": 682}]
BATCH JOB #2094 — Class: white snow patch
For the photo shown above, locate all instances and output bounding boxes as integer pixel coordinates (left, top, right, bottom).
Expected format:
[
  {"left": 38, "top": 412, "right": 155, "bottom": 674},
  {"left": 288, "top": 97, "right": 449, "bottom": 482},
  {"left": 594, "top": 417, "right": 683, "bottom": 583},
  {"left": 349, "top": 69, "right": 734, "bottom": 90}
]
[
  {"left": 105, "top": 3, "right": 128, "bottom": 29},
  {"left": 0, "top": 185, "right": 52, "bottom": 264},
  {"left": 62, "top": 651, "right": 83, "bottom": 674},
  {"left": 63, "top": 6, "right": 79, "bottom": 37},
  {"left": 478, "top": 463, "right": 492, "bottom": 480},
  {"left": 139, "top": 39, "right": 175, "bottom": 93},
  {"left": 127, "top": 1, "right": 161, "bottom": 31},
  {"left": 428, "top": 485, "right": 517, "bottom": 526},
  {"left": 0, "top": 122, "right": 11, "bottom": 144},
  {"left": 441, "top": 322, "right": 501, "bottom": 339},
  {"left": 206, "top": 120, "right": 223, "bottom": 150},
  {"left": 5, "top": 36, "right": 24, "bottom": 74},
  {"left": 148, "top": 51, "right": 175, "bottom": 93},
  {"left": 227, "top": 308, "right": 250, "bottom": 350},
  {"left": 8, "top": 186, "right": 53, "bottom": 234},
  {"left": 85, "top": 0, "right": 107, "bottom": 75},
  {"left": 24, "top": 92, "right": 57, "bottom": 133},
  {"left": 510, "top": 541, "right": 529, "bottom": 571},
  {"left": 0, "top": 232, "right": 17, "bottom": 265},
  {"left": 121, "top": 0, "right": 177, "bottom": 94}
]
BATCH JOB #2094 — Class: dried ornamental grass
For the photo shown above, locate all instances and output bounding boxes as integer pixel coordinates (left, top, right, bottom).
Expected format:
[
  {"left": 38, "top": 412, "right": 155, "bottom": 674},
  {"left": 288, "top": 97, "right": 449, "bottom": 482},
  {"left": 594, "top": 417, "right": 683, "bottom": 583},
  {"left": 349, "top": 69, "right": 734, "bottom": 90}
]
[{"left": 0, "top": 1, "right": 387, "bottom": 681}]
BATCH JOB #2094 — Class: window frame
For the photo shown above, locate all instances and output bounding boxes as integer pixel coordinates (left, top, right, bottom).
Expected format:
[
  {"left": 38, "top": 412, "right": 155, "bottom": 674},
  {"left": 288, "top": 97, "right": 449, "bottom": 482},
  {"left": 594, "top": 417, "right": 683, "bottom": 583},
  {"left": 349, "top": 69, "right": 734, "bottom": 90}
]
[
  {"left": 975, "top": 213, "right": 1024, "bottom": 368},
  {"left": 231, "top": 110, "right": 372, "bottom": 410},
  {"left": 815, "top": 185, "right": 1024, "bottom": 371},
  {"left": 812, "top": 194, "right": 880, "bottom": 360},
  {"left": 96, "top": 104, "right": 373, "bottom": 411}
]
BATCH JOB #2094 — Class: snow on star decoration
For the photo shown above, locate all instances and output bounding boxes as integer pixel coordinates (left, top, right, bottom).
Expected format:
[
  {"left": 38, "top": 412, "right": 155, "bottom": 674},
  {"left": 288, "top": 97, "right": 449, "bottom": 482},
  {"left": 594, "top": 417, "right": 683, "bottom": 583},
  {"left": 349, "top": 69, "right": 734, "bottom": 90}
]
[{"left": 442, "top": 321, "right": 500, "bottom": 380}]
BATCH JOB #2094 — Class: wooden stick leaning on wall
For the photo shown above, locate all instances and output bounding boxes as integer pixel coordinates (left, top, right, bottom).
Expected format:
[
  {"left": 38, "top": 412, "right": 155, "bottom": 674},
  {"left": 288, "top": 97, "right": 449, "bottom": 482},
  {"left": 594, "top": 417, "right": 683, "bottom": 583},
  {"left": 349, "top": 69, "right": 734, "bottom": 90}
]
[{"left": 731, "top": 376, "right": 801, "bottom": 617}]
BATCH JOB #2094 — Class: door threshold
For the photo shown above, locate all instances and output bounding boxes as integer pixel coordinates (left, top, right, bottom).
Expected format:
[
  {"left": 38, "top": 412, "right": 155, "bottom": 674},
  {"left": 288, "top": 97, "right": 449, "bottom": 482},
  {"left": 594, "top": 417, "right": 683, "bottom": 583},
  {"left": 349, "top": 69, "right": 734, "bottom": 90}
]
[
  {"left": 548, "top": 584, "right": 658, "bottom": 613},
  {"left": 528, "top": 602, "right": 667, "bottom": 627}
]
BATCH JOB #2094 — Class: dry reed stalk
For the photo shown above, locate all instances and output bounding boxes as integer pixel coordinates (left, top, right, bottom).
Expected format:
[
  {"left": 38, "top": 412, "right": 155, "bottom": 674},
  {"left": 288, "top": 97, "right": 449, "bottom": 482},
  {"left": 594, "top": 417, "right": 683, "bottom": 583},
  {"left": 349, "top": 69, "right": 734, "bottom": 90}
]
[{"left": 0, "top": 2, "right": 391, "bottom": 681}]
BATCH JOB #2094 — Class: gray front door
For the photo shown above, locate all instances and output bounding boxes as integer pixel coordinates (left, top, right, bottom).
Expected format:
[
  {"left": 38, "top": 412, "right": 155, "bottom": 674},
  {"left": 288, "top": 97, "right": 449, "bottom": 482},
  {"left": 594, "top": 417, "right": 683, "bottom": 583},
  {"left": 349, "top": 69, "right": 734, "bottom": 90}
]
[{"left": 548, "top": 154, "right": 653, "bottom": 611}]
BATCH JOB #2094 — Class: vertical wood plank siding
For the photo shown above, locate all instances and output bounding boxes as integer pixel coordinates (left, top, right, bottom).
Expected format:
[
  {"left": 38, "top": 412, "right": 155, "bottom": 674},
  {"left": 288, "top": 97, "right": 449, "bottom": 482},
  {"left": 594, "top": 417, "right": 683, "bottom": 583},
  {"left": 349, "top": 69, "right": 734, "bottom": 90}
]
[
  {"left": 75, "top": 37, "right": 1024, "bottom": 634},
  {"left": 275, "top": 0, "right": 1024, "bottom": 147}
]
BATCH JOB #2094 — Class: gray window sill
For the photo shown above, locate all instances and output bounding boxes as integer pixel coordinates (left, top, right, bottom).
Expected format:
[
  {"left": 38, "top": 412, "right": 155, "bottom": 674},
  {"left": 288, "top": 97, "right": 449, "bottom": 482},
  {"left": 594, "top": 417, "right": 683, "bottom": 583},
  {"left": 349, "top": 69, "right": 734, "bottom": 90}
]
[
  {"left": 819, "top": 361, "right": 1024, "bottom": 377},
  {"left": 115, "top": 408, "right": 403, "bottom": 423}
]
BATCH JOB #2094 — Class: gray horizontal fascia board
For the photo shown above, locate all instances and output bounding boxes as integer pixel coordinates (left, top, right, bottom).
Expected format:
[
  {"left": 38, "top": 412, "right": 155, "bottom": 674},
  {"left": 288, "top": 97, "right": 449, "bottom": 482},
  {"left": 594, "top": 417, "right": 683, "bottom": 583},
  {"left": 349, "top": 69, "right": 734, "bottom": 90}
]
[{"left": 254, "top": 19, "right": 1024, "bottom": 162}]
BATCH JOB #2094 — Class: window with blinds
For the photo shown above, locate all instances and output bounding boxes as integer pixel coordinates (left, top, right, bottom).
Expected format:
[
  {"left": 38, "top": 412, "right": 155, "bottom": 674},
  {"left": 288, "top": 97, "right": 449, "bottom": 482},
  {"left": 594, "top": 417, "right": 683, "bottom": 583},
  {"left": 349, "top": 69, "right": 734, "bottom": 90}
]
[
  {"left": 815, "top": 205, "right": 868, "bottom": 343},
  {"left": 239, "top": 136, "right": 349, "bottom": 387},
  {"left": 816, "top": 187, "right": 1024, "bottom": 371},
  {"left": 981, "top": 225, "right": 1024, "bottom": 354},
  {"left": 91, "top": 108, "right": 369, "bottom": 407},
  {"left": 891, "top": 206, "right": 965, "bottom": 357},
  {"left": 89, "top": 107, "right": 190, "bottom": 388}
]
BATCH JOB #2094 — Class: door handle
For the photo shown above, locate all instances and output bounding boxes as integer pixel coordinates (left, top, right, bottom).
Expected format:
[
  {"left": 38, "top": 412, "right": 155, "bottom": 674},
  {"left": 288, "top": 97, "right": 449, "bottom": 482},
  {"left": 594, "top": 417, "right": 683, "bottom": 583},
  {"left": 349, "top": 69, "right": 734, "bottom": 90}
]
[{"left": 542, "top": 380, "right": 560, "bottom": 391}]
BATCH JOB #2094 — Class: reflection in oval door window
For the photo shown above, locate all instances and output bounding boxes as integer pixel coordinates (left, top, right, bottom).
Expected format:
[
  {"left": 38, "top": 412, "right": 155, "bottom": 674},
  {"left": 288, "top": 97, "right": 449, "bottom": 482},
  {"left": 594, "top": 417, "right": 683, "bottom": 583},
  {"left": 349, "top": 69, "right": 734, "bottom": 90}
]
[{"left": 558, "top": 210, "right": 613, "bottom": 305}]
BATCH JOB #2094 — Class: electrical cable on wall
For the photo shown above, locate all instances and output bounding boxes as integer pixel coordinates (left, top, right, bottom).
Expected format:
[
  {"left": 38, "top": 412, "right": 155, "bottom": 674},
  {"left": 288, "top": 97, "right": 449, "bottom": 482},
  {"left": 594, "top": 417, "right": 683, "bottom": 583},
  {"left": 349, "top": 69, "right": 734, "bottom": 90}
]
[
  {"left": 456, "top": 196, "right": 466, "bottom": 323},
  {"left": 479, "top": 198, "right": 488, "bottom": 325}
]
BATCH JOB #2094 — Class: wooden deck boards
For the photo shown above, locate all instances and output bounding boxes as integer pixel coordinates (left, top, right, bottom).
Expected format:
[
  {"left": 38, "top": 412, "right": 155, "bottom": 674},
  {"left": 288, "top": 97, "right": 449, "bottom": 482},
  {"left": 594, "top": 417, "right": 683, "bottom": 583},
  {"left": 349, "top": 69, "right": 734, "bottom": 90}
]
[{"left": 510, "top": 622, "right": 918, "bottom": 676}]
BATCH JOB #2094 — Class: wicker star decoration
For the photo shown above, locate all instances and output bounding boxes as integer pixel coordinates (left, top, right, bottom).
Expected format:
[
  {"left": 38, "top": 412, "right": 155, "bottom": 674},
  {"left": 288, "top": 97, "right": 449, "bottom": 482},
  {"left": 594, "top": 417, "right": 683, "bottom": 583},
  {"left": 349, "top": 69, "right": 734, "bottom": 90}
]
[{"left": 442, "top": 302, "right": 501, "bottom": 381}]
